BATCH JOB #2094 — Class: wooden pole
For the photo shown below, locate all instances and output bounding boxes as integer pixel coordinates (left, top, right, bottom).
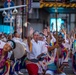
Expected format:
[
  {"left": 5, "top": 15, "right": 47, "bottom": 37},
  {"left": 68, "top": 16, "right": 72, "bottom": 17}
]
[
  {"left": 55, "top": 0, "right": 58, "bottom": 43},
  {"left": 22, "top": 0, "right": 24, "bottom": 39}
]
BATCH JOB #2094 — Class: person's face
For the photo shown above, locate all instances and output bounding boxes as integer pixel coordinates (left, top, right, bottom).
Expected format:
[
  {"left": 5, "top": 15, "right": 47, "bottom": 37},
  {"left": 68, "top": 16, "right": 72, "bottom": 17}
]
[
  {"left": 53, "top": 33, "right": 57, "bottom": 39},
  {"left": 8, "top": 35, "right": 12, "bottom": 40},
  {"left": 43, "top": 29, "right": 47, "bottom": 32},
  {"left": 3, "top": 44, "right": 12, "bottom": 52},
  {"left": 58, "top": 35, "right": 63, "bottom": 44},
  {"left": 39, "top": 36, "right": 44, "bottom": 41},
  {"left": 75, "top": 34, "right": 76, "bottom": 39},
  {"left": 15, "top": 33, "right": 20, "bottom": 38},
  {"left": 33, "top": 34, "right": 39, "bottom": 42}
]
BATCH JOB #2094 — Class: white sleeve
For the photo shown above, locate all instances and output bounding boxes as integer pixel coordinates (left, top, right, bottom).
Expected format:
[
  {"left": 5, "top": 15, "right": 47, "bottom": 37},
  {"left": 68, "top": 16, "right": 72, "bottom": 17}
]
[
  {"left": 41, "top": 43, "right": 48, "bottom": 54},
  {"left": 25, "top": 43, "right": 30, "bottom": 53},
  {"left": 7, "top": 51, "right": 13, "bottom": 59}
]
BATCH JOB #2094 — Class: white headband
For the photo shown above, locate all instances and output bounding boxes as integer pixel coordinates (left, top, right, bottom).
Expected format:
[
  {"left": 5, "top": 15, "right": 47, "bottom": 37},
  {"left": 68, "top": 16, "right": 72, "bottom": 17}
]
[
  {"left": 33, "top": 31, "right": 39, "bottom": 35},
  {"left": 7, "top": 41, "right": 14, "bottom": 49}
]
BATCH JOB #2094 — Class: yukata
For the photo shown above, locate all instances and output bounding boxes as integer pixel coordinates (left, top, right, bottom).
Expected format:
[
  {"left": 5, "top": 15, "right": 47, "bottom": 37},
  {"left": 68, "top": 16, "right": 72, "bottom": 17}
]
[
  {"left": 0, "top": 50, "right": 10, "bottom": 75},
  {"left": 0, "top": 40, "right": 10, "bottom": 75},
  {"left": 46, "top": 37, "right": 67, "bottom": 75},
  {"left": 72, "top": 39, "right": 76, "bottom": 74},
  {"left": 45, "top": 48, "right": 58, "bottom": 75},
  {"left": 59, "top": 44, "right": 68, "bottom": 64},
  {"left": 46, "top": 38, "right": 58, "bottom": 75},
  {"left": 26, "top": 39, "right": 47, "bottom": 75}
]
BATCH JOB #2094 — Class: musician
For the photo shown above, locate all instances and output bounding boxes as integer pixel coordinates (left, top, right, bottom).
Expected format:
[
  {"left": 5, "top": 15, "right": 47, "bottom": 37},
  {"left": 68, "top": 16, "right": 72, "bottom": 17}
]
[
  {"left": 26, "top": 30, "right": 47, "bottom": 75},
  {"left": 12, "top": 32, "right": 26, "bottom": 75}
]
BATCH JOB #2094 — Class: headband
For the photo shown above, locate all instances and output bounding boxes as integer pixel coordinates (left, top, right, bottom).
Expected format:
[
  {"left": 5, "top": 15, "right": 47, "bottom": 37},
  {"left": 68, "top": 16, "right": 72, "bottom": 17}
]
[
  {"left": 33, "top": 30, "right": 39, "bottom": 35},
  {"left": 7, "top": 41, "right": 14, "bottom": 49}
]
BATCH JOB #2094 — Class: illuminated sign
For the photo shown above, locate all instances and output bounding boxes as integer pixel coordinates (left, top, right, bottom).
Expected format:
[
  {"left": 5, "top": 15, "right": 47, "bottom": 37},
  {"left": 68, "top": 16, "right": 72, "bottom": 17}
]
[
  {"left": 50, "top": 18, "right": 64, "bottom": 31},
  {"left": 0, "top": 25, "right": 14, "bottom": 34}
]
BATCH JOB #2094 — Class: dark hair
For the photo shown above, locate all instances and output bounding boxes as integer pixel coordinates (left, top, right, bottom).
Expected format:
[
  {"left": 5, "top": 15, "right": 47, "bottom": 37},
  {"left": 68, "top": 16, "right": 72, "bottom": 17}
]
[
  {"left": 39, "top": 32, "right": 45, "bottom": 37},
  {"left": 13, "top": 31, "right": 17, "bottom": 36},
  {"left": 7, "top": 40, "right": 16, "bottom": 49},
  {"left": 43, "top": 27, "right": 47, "bottom": 29}
]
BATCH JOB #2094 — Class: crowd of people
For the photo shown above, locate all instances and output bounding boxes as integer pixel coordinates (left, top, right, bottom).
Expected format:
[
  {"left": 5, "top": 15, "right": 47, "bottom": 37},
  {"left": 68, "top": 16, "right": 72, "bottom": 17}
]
[{"left": 0, "top": 26, "right": 76, "bottom": 75}]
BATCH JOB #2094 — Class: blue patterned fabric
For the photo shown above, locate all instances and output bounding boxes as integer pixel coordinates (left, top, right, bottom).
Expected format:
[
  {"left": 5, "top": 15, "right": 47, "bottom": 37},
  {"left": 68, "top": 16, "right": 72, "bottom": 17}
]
[{"left": 47, "top": 63, "right": 57, "bottom": 72}]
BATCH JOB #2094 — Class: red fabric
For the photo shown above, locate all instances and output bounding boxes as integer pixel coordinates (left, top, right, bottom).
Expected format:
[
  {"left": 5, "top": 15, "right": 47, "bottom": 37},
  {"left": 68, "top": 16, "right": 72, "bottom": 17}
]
[
  {"left": 7, "top": 0, "right": 11, "bottom": 2},
  {"left": 26, "top": 63, "right": 38, "bottom": 75}
]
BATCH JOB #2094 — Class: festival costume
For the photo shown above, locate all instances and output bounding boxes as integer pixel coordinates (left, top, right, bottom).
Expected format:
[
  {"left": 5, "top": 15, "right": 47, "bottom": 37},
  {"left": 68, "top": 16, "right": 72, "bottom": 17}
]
[
  {"left": 46, "top": 37, "right": 67, "bottom": 75},
  {"left": 60, "top": 44, "right": 68, "bottom": 64},
  {"left": 26, "top": 39, "right": 47, "bottom": 75},
  {"left": 46, "top": 41, "right": 58, "bottom": 75},
  {"left": 0, "top": 49, "right": 10, "bottom": 75},
  {"left": 45, "top": 34, "right": 58, "bottom": 74},
  {"left": 0, "top": 40, "right": 10, "bottom": 75},
  {"left": 72, "top": 39, "right": 76, "bottom": 74}
]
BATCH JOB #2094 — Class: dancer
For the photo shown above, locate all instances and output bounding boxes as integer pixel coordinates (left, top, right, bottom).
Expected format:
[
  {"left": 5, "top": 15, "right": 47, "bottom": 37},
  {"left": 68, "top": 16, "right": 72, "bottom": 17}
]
[
  {"left": 0, "top": 40, "right": 16, "bottom": 75},
  {"left": 72, "top": 33, "right": 76, "bottom": 74}
]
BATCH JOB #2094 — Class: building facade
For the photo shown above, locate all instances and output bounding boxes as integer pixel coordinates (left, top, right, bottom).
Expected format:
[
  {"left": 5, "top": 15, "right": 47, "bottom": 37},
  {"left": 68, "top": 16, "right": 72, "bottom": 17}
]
[{"left": 0, "top": 0, "right": 76, "bottom": 36}]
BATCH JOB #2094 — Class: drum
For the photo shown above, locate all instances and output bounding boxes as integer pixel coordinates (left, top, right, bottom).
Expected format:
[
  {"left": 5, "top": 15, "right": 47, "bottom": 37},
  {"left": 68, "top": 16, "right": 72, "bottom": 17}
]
[{"left": 13, "top": 42, "right": 26, "bottom": 59}]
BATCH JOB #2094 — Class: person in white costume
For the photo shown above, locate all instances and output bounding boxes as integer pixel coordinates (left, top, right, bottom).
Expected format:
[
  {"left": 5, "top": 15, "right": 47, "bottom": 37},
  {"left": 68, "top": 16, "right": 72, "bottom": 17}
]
[
  {"left": 12, "top": 32, "right": 26, "bottom": 75},
  {"left": 26, "top": 30, "right": 47, "bottom": 75}
]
